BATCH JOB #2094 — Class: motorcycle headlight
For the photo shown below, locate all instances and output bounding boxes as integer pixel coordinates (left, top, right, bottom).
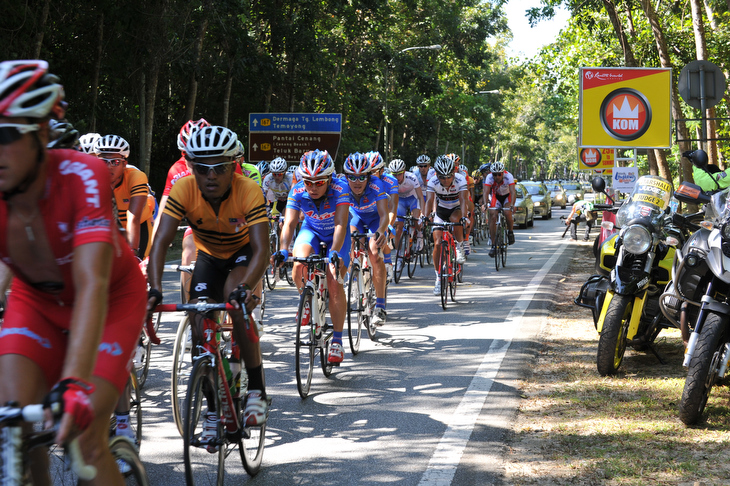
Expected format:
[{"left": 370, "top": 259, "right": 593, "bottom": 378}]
[
  {"left": 622, "top": 225, "right": 652, "bottom": 254},
  {"left": 722, "top": 222, "right": 730, "bottom": 241}
]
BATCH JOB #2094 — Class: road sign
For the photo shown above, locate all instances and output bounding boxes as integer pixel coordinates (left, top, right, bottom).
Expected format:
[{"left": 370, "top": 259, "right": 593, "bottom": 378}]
[
  {"left": 579, "top": 67, "right": 671, "bottom": 148},
  {"left": 248, "top": 113, "right": 342, "bottom": 163},
  {"left": 679, "top": 60, "right": 726, "bottom": 110},
  {"left": 578, "top": 148, "right": 614, "bottom": 170}
]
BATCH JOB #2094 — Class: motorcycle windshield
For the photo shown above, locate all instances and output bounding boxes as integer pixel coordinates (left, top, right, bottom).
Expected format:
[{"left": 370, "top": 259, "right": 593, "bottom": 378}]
[
  {"left": 707, "top": 188, "right": 730, "bottom": 224},
  {"left": 615, "top": 175, "right": 672, "bottom": 229}
]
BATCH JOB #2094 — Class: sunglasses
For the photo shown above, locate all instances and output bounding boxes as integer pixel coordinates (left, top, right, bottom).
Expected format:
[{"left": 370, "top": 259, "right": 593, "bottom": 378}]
[
  {"left": 392, "top": 171, "right": 405, "bottom": 176},
  {"left": 303, "top": 178, "right": 328, "bottom": 187},
  {"left": 0, "top": 123, "right": 40, "bottom": 145},
  {"left": 437, "top": 174, "right": 454, "bottom": 180},
  {"left": 100, "top": 157, "right": 125, "bottom": 167},
  {"left": 417, "top": 165, "right": 429, "bottom": 168},
  {"left": 493, "top": 172, "right": 503, "bottom": 176},
  {"left": 272, "top": 172, "right": 285, "bottom": 177},
  {"left": 347, "top": 174, "right": 368, "bottom": 182},
  {"left": 192, "top": 162, "right": 234, "bottom": 176}
]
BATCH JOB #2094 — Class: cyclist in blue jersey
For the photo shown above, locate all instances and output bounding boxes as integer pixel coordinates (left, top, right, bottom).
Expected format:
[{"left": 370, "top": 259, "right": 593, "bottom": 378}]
[
  {"left": 367, "top": 151, "right": 398, "bottom": 280},
  {"left": 389, "top": 158, "right": 424, "bottom": 264},
  {"left": 273, "top": 150, "right": 351, "bottom": 363},
  {"left": 344, "top": 153, "right": 389, "bottom": 326}
]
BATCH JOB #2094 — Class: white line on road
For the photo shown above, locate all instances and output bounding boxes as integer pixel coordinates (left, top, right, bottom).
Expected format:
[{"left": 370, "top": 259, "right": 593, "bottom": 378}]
[{"left": 418, "top": 241, "right": 569, "bottom": 486}]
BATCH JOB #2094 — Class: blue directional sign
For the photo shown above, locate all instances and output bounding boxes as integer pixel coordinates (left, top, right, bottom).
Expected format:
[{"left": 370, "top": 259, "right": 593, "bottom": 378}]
[{"left": 249, "top": 113, "right": 342, "bottom": 133}]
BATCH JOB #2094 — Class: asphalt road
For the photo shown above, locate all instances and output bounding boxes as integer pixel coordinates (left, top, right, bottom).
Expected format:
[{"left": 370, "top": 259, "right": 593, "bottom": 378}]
[{"left": 138, "top": 206, "right": 580, "bottom": 485}]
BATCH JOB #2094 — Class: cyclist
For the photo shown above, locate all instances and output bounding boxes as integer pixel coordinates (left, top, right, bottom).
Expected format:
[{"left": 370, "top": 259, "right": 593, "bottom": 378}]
[
  {"left": 93, "top": 134, "right": 155, "bottom": 259},
  {"left": 0, "top": 59, "right": 146, "bottom": 485},
  {"left": 414, "top": 154, "right": 435, "bottom": 206},
  {"left": 273, "top": 149, "right": 351, "bottom": 363},
  {"left": 424, "top": 155, "right": 469, "bottom": 295},
  {"left": 472, "top": 169, "right": 484, "bottom": 206},
  {"left": 389, "top": 158, "right": 424, "bottom": 266},
  {"left": 146, "top": 125, "right": 271, "bottom": 444},
  {"left": 345, "top": 152, "right": 389, "bottom": 326},
  {"left": 455, "top": 161, "right": 475, "bottom": 255},
  {"left": 237, "top": 142, "right": 263, "bottom": 187},
  {"left": 262, "top": 157, "right": 293, "bottom": 217},
  {"left": 257, "top": 160, "right": 270, "bottom": 182},
  {"left": 484, "top": 161, "right": 516, "bottom": 258},
  {"left": 153, "top": 118, "right": 211, "bottom": 303},
  {"left": 369, "top": 152, "right": 398, "bottom": 279}
]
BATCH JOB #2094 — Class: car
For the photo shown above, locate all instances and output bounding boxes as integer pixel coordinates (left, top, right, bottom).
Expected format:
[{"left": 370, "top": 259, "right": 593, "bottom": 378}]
[
  {"left": 562, "top": 181, "right": 585, "bottom": 205},
  {"left": 513, "top": 183, "right": 535, "bottom": 229},
  {"left": 546, "top": 181, "right": 567, "bottom": 209},
  {"left": 520, "top": 181, "right": 552, "bottom": 220},
  {"left": 581, "top": 181, "right": 592, "bottom": 194}
]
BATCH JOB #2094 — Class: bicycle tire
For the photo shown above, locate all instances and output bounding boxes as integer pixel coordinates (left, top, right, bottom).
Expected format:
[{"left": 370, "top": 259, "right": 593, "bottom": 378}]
[
  {"left": 109, "top": 436, "right": 150, "bottom": 485},
  {"left": 295, "top": 289, "right": 315, "bottom": 398},
  {"left": 364, "top": 267, "right": 377, "bottom": 341},
  {"left": 183, "top": 356, "right": 225, "bottom": 486},
  {"left": 134, "top": 328, "right": 151, "bottom": 389},
  {"left": 501, "top": 223, "right": 508, "bottom": 267},
  {"left": 425, "top": 228, "right": 433, "bottom": 266},
  {"left": 394, "top": 231, "right": 407, "bottom": 284},
  {"left": 449, "top": 245, "right": 457, "bottom": 301},
  {"left": 407, "top": 245, "right": 416, "bottom": 279},
  {"left": 321, "top": 335, "right": 334, "bottom": 377},
  {"left": 239, "top": 413, "right": 266, "bottom": 477},
  {"left": 172, "top": 314, "right": 193, "bottom": 437},
  {"left": 440, "top": 244, "right": 449, "bottom": 310},
  {"left": 347, "top": 264, "right": 363, "bottom": 355},
  {"left": 494, "top": 223, "right": 501, "bottom": 272},
  {"left": 130, "top": 372, "right": 143, "bottom": 446}
]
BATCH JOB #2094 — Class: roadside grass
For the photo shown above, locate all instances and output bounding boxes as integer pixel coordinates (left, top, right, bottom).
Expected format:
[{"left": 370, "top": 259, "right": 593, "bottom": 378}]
[{"left": 504, "top": 244, "right": 730, "bottom": 485}]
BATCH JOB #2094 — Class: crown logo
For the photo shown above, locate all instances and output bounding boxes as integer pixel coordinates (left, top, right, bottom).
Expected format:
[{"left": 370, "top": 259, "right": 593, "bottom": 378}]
[
  {"left": 612, "top": 96, "right": 639, "bottom": 119},
  {"left": 585, "top": 149, "right": 598, "bottom": 164}
]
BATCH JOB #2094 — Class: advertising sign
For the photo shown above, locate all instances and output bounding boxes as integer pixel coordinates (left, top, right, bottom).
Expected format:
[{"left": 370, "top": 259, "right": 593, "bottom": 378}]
[
  {"left": 578, "top": 147, "right": 615, "bottom": 170},
  {"left": 248, "top": 113, "right": 342, "bottom": 163},
  {"left": 579, "top": 67, "right": 671, "bottom": 148},
  {"left": 612, "top": 166, "right": 639, "bottom": 193}
]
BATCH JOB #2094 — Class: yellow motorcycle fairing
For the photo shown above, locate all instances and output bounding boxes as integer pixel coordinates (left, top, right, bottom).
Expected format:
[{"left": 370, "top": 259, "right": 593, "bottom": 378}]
[
  {"left": 598, "top": 234, "right": 619, "bottom": 273},
  {"left": 596, "top": 289, "right": 648, "bottom": 341}
]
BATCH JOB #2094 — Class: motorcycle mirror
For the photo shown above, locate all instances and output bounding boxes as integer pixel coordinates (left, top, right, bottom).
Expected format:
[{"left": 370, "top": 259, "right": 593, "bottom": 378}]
[{"left": 591, "top": 176, "right": 606, "bottom": 193}]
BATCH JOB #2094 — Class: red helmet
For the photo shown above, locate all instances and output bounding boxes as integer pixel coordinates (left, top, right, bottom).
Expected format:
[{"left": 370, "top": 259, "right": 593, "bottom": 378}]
[
  {"left": 177, "top": 118, "right": 211, "bottom": 152},
  {"left": 0, "top": 60, "right": 65, "bottom": 119}
]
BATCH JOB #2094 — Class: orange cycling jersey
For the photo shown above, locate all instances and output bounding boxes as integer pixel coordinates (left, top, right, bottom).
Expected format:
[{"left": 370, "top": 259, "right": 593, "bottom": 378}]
[
  {"left": 164, "top": 174, "right": 268, "bottom": 259},
  {"left": 113, "top": 167, "right": 154, "bottom": 226}
]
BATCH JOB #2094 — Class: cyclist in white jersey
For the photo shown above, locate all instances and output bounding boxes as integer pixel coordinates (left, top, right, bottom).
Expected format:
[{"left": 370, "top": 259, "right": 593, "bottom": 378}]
[
  {"left": 389, "top": 159, "right": 424, "bottom": 267},
  {"left": 262, "top": 157, "right": 293, "bottom": 215},
  {"left": 424, "top": 155, "right": 468, "bottom": 295},
  {"left": 483, "top": 160, "right": 516, "bottom": 257}
]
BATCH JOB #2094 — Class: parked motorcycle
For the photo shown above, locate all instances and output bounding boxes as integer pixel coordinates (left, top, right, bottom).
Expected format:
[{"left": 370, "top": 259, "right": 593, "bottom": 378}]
[
  {"left": 664, "top": 154, "right": 730, "bottom": 425},
  {"left": 576, "top": 175, "right": 681, "bottom": 376}
]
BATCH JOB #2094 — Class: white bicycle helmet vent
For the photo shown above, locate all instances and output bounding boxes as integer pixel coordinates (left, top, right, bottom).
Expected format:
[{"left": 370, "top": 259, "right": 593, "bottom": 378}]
[
  {"left": 299, "top": 149, "right": 334, "bottom": 179},
  {"left": 344, "top": 152, "right": 371, "bottom": 175},
  {"left": 270, "top": 157, "right": 288, "bottom": 173},
  {"left": 186, "top": 126, "right": 239, "bottom": 159},
  {"left": 434, "top": 155, "right": 454, "bottom": 176},
  {"left": 491, "top": 161, "right": 505, "bottom": 173},
  {"left": 177, "top": 118, "right": 210, "bottom": 152},
  {"left": 388, "top": 159, "right": 406, "bottom": 173},
  {"left": 416, "top": 154, "right": 431, "bottom": 165},
  {"left": 366, "top": 151, "right": 384, "bottom": 171},
  {"left": 0, "top": 60, "right": 65, "bottom": 119},
  {"left": 94, "top": 134, "right": 130, "bottom": 158}
]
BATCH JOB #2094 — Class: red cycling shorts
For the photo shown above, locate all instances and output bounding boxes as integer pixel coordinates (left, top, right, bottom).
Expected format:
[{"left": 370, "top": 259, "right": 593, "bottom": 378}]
[{"left": 0, "top": 273, "right": 146, "bottom": 394}]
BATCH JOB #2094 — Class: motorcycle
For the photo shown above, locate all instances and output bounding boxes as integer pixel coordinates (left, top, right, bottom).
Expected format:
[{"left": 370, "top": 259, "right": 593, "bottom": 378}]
[
  {"left": 663, "top": 152, "right": 730, "bottom": 425},
  {"left": 575, "top": 175, "right": 682, "bottom": 376}
]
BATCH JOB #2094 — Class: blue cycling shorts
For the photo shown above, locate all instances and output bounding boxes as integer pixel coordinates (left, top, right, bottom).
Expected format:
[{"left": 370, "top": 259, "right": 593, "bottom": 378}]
[{"left": 294, "top": 221, "right": 351, "bottom": 269}]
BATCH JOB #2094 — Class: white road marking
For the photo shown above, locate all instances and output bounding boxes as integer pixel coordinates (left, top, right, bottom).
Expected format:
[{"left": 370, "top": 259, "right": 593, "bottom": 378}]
[{"left": 418, "top": 241, "right": 569, "bottom": 485}]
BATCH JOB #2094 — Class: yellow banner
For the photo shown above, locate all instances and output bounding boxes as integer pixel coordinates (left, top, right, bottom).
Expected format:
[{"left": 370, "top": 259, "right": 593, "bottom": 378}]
[{"left": 579, "top": 148, "right": 614, "bottom": 170}]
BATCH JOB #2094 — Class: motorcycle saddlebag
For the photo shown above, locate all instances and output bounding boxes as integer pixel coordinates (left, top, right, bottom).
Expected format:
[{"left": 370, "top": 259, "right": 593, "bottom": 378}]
[{"left": 575, "top": 274, "right": 610, "bottom": 327}]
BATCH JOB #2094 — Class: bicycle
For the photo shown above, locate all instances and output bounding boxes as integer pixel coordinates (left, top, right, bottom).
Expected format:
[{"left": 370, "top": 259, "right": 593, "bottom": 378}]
[
  {"left": 394, "top": 215, "right": 419, "bottom": 283},
  {"left": 427, "top": 221, "right": 463, "bottom": 310},
  {"left": 418, "top": 223, "right": 433, "bottom": 268},
  {"left": 291, "top": 244, "right": 340, "bottom": 399},
  {"left": 264, "top": 215, "right": 294, "bottom": 290},
  {"left": 154, "top": 300, "right": 267, "bottom": 481},
  {"left": 347, "top": 231, "right": 380, "bottom": 350},
  {"left": 492, "top": 207, "right": 508, "bottom": 271}
]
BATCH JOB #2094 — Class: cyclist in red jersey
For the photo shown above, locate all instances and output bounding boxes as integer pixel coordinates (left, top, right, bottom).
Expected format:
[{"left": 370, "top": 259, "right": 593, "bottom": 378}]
[{"left": 0, "top": 60, "right": 145, "bottom": 486}]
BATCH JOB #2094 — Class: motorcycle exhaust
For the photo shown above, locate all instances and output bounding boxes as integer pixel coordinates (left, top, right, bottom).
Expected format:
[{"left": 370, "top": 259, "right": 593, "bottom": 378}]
[
  {"left": 683, "top": 331, "right": 700, "bottom": 367},
  {"left": 679, "top": 302, "right": 690, "bottom": 345}
]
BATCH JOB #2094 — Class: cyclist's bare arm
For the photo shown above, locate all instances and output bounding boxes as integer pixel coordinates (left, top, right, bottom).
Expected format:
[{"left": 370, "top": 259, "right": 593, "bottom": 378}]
[
  {"left": 331, "top": 204, "right": 350, "bottom": 259},
  {"left": 388, "top": 194, "right": 399, "bottom": 227},
  {"left": 229, "top": 221, "right": 270, "bottom": 313},
  {"left": 147, "top": 213, "right": 181, "bottom": 296},
  {"left": 279, "top": 207, "right": 301, "bottom": 253},
  {"left": 425, "top": 192, "right": 435, "bottom": 217},
  {"left": 125, "top": 194, "right": 147, "bottom": 252},
  {"left": 374, "top": 199, "right": 389, "bottom": 248},
  {"left": 152, "top": 194, "right": 169, "bottom": 239},
  {"left": 458, "top": 190, "right": 469, "bottom": 218}
]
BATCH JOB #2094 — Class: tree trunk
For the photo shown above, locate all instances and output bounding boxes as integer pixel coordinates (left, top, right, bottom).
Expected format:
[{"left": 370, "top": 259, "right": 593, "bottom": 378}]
[
  {"left": 141, "top": 60, "right": 161, "bottom": 175},
  {"left": 184, "top": 16, "right": 208, "bottom": 122},
  {"left": 374, "top": 117, "right": 383, "bottom": 152},
  {"left": 647, "top": 149, "right": 658, "bottom": 175},
  {"left": 33, "top": 0, "right": 51, "bottom": 59},
  {"left": 602, "top": 0, "right": 637, "bottom": 67},
  {"left": 139, "top": 72, "right": 146, "bottom": 174},
  {"left": 704, "top": 0, "right": 718, "bottom": 29},
  {"left": 90, "top": 13, "right": 104, "bottom": 132},
  {"left": 222, "top": 59, "right": 233, "bottom": 127}
]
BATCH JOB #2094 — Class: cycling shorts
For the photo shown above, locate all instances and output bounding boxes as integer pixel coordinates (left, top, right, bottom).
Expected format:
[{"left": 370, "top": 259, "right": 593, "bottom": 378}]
[
  {"left": 273, "top": 199, "right": 286, "bottom": 214},
  {"left": 0, "top": 274, "right": 146, "bottom": 394},
  {"left": 397, "top": 195, "right": 419, "bottom": 219},
  {"left": 435, "top": 205, "right": 460, "bottom": 224},
  {"left": 349, "top": 212, "right": 381, "bottom": 238},
  {"left": 139, "top": 218, "right": 152, "bottom": 258},
  {"left": 294, "top": 222, "right": 351, "bottom": 270},
  {"left": 189, "top": 245, "right": 254, "bottom": 303},
  {"left": 488, "top": 193, "right": 512, "bottom": 210}
]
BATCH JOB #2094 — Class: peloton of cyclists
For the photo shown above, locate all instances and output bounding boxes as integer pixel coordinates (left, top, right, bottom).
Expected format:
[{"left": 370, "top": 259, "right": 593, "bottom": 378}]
[
  {"left": 368, "top": 152, "right": 398, "bottom": 280},
  {"left": 483, "top": 160, "right": 516, "bottom": 258},
  {"left": 389, "top": 158, "right": 424, "bottom": 266},
  {"left": 344, "top": 152, "right": 390, "bottom": 326}
]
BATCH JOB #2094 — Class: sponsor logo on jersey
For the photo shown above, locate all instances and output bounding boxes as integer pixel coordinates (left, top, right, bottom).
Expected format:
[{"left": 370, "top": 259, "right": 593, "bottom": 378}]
[
  {"left": 75, "top": 216, "right": 111, "bottom": 235},
  {"left": 0, "top": 327, "right": 53, "bottom": 348},
  {"left": 99, "top": 341, "right": 123, "bottom": 356},
  {"left": 58, "top": 160, "right": 102, "bottom": 208}
]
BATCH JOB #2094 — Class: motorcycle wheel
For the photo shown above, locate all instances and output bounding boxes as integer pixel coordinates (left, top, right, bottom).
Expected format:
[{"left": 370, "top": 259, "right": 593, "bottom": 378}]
[
  {"left": 678, "top": 312, "right": 728, "bottom": 425},
  {"left": 596, "top": 294, "right": 632, "bottom": 376}
]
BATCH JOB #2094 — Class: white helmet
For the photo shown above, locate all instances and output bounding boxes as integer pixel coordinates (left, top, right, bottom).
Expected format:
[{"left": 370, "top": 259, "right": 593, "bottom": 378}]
[
  {"left": 434, "top": 155, "right": 455, "bottom": 176},
  {"left": 0, "top": 60, "right": 65, "bottom": 119},
  {"left": 270, "top": 157, "right": 288, "bottom": 173},
  {"left": 491, "top": 161, "right": 505, "bottom": 173},
  {"left": 366, "top": 151, "right": 385, "bottom": 171},
  {"left": 185, "top": 126, "right": 239, "bottom": 159},
  {"left": 94, "top": 134, "right": 130, "bottom": 158},
  {"left": 78, "top": 132, "right": 101, "bottom": 154},
  {"left": 388, "top": 158, "right": 406, "bottom": 173},
  {"left": 177, "top": 118, "right": 211, "bottom": 152},
  {"left": 344, "top": 152, "right": 371, "bottom": 175},
  {"left": 416, "top": 154, "right": 431, "bottom": 166}
]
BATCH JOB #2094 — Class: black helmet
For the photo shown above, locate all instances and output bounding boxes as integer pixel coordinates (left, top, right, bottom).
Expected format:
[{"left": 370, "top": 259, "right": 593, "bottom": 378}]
[{"left": 683, "top": 149, "right": 708, "bottom": 169}]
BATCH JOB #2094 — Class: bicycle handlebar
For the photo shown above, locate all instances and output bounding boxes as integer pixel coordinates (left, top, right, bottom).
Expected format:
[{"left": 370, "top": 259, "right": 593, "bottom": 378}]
[
  {"left": 0, "top": 404, "right": 97, "bottom": 481},
  {"left": 153, "top": 302, "right": 259, "bottom": 344},
  {"left": 166, "top": 264, "right": 195, "bottom": 274}
]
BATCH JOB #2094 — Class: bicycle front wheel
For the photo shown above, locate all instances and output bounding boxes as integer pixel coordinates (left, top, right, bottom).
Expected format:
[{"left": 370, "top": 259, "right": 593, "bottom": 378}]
[
  {"left": 364, "top": 268, "right": 377, "bottom": 341},
  {"left": 295, "top": 289, "right": 315, "bottom": 398},
  {"left": 449, "top": 246, "right": 457, "bottom": 301},
  {"left": 172, "top": 314, "right": 193, "bottom": 437},
  {"left": 501, "top": 224, "right": 508, "bottom": 267},
  {"left": 440, "top": 244, "right": 449, "bottom": 310},
  {"left": 347, "top": 264, "right": 363, "bottom": 355},
  {"left": 494, "top": 224, "right": 501, "bottom": 272},
  {"left": 109, "top": 436, "right": 150, "bottom": 485},
  {"left": 183, "top": 356, "right": 224, "bottom": 486},
  {"left": 238, "top": 384, "right": 267, "bottom": 476},
  {"left": 134, "top": 329, "right": 151, "bottom": 389},
  {"left": 394, "top": 231, "right": 407, "bottom": 283}
]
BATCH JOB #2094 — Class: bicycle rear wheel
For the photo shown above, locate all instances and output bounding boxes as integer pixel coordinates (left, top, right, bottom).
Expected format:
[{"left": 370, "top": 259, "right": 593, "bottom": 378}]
[
  {"left": 347, "top": 264, "right": 363, "bottom": 355},
  {"left": 407, "top": 235, "right": 417, "bottom": 278},
  {"left": 109, "top": 436, "right": 150, "bottom": 485},
  {"left": 295, "top": 289, "right": 315, "bottom": 398},
  {"left": 394, "top": 231, "right": 407, "bottom": 283},
  {"left": 172, "top": 314, "right": 193, "bottom": 437},
  {"left": 501, "top": 224, "right": 508, "bottom": 267},
  {"left": 134, "top": 329, "right": 151, "bottom": 389},
  {"left": 183, "top": 356, "right": 225, "bottom": 486},
  {"left": 440, "top": 244, "right": 449, "bottom": 310},
  {"left": 449, "top": 247, "right": 457, "bottom": 301},
  {"left": 320, "top": 335, "right": 334, "bottom": 377}
]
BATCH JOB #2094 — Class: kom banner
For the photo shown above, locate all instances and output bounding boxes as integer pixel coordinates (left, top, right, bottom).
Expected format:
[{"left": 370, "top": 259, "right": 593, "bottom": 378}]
[
  {"left": 579, "top": 67, "right": 671, "bottom": 148},
  {"left": 578, "top": 147, "right": 615, "bottom": 171}
]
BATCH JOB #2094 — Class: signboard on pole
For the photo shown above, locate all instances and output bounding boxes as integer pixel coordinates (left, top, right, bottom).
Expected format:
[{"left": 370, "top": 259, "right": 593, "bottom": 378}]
[
  {"left": 579, "top": 67, "right": 671, "bottom": 148},
  {"left": 578, "top": 147, "right": 615, "bottom": 171},
  {"left": 248, "top": 113, "right": 342, "bottom": 163},
  {"left": 612, "top": 166, "right": 639, "bottom": 193}
]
